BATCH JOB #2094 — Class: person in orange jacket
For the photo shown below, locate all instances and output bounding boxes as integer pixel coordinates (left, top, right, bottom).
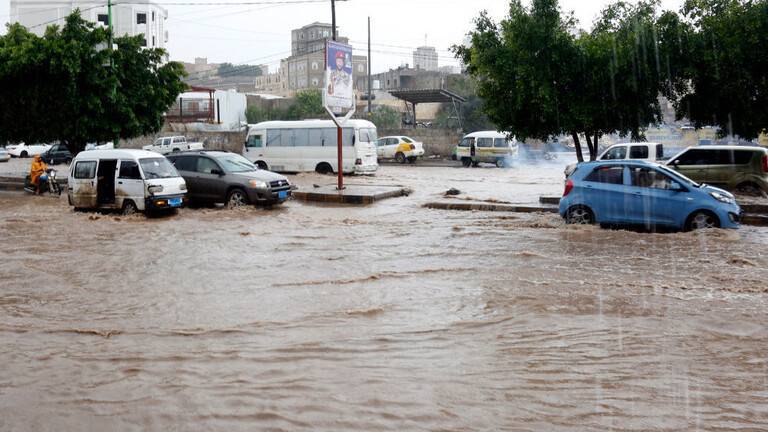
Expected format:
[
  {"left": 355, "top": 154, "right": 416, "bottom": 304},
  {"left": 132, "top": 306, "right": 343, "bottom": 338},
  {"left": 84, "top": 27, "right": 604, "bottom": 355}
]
[{"left": 29, "top": 154, "right": 48, "bottom": 195}]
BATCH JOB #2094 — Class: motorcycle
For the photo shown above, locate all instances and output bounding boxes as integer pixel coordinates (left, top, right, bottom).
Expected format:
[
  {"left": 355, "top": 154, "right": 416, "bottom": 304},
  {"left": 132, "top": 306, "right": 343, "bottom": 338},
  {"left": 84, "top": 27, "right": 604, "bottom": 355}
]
[{"left": 24, "top": 168, "right": 62, "bottom": 196}]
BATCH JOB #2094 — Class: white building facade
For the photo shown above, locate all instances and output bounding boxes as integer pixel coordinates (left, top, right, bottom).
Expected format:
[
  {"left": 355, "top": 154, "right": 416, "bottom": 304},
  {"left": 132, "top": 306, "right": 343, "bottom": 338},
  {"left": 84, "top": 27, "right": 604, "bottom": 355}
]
[
  {"left": 413, "top": 46, "right": 438, "bottom": 71},
  {"left": 9, "top": 0, "right": 168, "bottom": 50}
]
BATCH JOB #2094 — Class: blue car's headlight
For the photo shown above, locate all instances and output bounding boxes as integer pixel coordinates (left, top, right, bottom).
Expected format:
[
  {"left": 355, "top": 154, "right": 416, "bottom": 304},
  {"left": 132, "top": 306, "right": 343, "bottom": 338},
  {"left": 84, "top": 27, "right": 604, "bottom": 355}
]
[{"left": 710, "top": 191, "right": 735, "bottom": 204}]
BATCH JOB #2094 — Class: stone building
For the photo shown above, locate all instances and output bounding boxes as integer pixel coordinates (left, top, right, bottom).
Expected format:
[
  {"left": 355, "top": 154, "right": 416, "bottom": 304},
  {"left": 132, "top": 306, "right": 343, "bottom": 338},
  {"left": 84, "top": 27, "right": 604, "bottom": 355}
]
[{"left": 254, "top": 22, "right": 368, "bottom": 97}]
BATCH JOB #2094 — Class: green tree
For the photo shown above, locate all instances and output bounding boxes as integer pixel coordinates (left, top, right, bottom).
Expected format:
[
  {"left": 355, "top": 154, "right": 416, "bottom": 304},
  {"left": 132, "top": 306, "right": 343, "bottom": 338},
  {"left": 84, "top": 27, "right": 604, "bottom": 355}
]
[
  {"left": 368, "top": 105, "right": 401, "bottom": 129},
  {"left": 662, "top": 0, "right": 768, "bottom": 139},
  {"left": 245, "top": 104, "right": 287, "bottom": 123},
  {"left": 455, "top": 0, "right": 667, "bottom": 161},
  {"left": 0, "top": 12, "right": 186, "bottom": 154},
  {"left": 285, "top": 89, "right": 326, "bottom": 120}
]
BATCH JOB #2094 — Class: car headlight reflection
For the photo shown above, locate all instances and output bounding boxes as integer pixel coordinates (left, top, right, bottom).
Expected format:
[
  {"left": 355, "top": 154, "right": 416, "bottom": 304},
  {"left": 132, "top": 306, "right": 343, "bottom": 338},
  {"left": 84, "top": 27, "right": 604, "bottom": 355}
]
[
  {"left": 249, "top": 180, "right": 268, "bottom": 189},
  {"left": 710, "top": 191, "right": 735, "bottom": 204}
]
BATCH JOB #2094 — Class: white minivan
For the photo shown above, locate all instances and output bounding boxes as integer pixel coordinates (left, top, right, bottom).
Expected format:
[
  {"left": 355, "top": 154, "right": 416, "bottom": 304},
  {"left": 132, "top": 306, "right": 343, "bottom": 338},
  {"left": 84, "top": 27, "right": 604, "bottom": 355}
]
[{"left": 68, "top": 149, "right": 188, "bottom": 214}]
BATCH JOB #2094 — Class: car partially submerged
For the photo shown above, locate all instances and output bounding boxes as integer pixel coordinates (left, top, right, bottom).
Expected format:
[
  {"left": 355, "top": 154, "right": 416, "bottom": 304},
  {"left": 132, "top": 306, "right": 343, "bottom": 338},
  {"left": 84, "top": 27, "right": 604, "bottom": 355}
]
[
  {"left": 560, "top": 160, "right": 741, "bottom": 231},
  {"left": 68, "top": 149, "right": 187, "bottom": 215},
  {"left": 166, "top": 151, "right": 294, "bottom": 207}
]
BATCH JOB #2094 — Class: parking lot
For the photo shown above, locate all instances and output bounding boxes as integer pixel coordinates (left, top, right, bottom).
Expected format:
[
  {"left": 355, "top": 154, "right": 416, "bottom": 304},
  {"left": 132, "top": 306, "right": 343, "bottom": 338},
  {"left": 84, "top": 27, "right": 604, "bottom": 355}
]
[{"left": 2, "top": 157, "right": 768, "bottom": 431}]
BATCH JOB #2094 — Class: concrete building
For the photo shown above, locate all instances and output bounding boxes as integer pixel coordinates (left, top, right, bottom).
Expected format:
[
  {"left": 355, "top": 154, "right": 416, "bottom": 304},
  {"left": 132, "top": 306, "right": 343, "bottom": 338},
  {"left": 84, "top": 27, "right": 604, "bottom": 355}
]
[
  {"left": 254, "top": 22, "right": 367, "bottom": 97},
  {"left": 370, "top": 66, "right": 446, "bottom": 92},
  {"left": 413, "top": 46, "right": 438, "bottom": 71},
  {"left": 9, "top": 0, "right": 168, "bottom": 49}
]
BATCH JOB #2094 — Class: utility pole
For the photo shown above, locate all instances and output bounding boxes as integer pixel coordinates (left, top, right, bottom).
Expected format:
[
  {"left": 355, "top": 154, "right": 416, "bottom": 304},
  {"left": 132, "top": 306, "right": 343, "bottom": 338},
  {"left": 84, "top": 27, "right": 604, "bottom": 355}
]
[
  {"left": 367, "top": 16, "right": 371, "bottom": 116},
  {"left": 107, "top": 0, "right": 113, "bottom": 63},
  {"left": 330, "top": 0, "right": 342, "bottom": 189},
  {"left": 331, "top": 0, "right": 336, "bottom": 41}
]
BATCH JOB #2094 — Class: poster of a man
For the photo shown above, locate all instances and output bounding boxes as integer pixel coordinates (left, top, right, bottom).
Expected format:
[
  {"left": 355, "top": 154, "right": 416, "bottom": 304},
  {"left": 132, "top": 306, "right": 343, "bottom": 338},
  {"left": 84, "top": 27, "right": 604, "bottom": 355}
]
[{"left": 323, "top": 41, "right": 354, "bottom": 111}]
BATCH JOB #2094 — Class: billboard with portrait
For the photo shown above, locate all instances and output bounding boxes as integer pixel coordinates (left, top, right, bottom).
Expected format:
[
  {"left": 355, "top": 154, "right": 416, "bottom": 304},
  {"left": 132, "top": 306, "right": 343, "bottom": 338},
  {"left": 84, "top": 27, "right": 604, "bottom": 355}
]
[{"left": 323, "top": 41, "right": 354, "bottom": 112}]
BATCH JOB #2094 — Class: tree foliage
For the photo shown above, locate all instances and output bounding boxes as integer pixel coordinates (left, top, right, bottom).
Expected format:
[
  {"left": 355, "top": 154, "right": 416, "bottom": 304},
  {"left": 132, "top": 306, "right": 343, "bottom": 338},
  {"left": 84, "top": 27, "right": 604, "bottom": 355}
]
[
  {"left": 0, "top": 12, "right": 186, "bottom": 154},
  {"left": 456, "top": 0, "right": 667, "bottom": 161},
  {"left": 661, "top": 0, "right": 768, "bottom": 139},
  {"left": 368, "top": 105, "right": 401, "bottom": 130},
  {"left": 285, "top": 89, "right": 327, "bottom": 120}
]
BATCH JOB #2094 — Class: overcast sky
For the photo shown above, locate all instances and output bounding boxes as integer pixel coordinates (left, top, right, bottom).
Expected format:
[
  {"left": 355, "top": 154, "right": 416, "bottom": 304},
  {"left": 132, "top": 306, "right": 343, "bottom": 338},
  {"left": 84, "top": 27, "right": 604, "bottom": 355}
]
[{"left": 1, "top": 0, "right": 684, "bottom": 73}]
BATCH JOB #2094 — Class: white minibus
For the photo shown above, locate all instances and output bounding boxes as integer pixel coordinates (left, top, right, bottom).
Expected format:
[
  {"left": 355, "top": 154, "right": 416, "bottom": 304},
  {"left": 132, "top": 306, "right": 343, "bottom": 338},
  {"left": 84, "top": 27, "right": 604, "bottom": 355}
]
[
  {"left": 68, "top": 149, "right": 187, "bottom": 214},
  {"left": 243, "top": 119, "right": 378, "bottom": 174}
]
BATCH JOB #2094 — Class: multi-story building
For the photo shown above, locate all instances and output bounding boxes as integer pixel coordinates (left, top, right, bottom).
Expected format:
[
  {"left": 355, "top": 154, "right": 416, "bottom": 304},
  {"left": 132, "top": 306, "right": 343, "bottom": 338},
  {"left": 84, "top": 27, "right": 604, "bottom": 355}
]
[
  {"left": 413, "top": 46, "right": 438, "bottom": 71},
  {"left": 9, "top": 0, "right": 168, "bottom": 49},
  {"left": 255, "top": 22, "right": 367, "bottom": 97}
]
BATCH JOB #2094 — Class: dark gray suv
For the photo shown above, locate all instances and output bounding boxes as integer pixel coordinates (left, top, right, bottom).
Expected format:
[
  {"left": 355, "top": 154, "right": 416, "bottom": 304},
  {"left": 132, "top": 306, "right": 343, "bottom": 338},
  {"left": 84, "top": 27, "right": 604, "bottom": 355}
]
[{"left": 167, "top": 151, "right": 293, "bottom": 207}]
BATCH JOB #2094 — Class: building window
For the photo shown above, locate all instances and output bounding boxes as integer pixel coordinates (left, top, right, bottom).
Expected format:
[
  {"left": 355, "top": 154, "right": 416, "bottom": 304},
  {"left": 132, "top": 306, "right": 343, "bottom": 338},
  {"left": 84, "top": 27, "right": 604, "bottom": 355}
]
[
  {"left": 140, "top": 37, "right": 147, "bottom": 47},
  {"left": 357, "top": 64, "right": 364, "bottom": 73},
  {"left": 311, "top": 62, "right": 319, "bottom": 70},
  {"left": 151, "top": 11, "right": 155, "bottom": 21},
  {"left": 152, "top": 36, "right": 156, "bottom": 46},
  {"left": 137, "top": 13, "right": 147, "bottom": 24},
  {"left": 97, "top": 14, "right": 108, "bottom": 25},
  {"left": 312, "top": 78, "right": 319, "bottom": 86}
]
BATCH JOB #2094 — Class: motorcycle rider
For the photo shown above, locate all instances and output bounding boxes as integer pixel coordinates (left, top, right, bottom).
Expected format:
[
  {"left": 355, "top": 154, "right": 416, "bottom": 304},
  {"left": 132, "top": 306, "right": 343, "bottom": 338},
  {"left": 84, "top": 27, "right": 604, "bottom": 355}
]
[{"left": 29, "top": 154, "right": 48, "bottom": 195}]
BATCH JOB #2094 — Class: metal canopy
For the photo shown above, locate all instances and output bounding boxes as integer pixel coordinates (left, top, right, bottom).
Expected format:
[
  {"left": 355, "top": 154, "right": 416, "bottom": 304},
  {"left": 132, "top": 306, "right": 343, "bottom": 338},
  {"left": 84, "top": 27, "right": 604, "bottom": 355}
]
[
  {"left": 389, "top": 88, "right": 466, "bottom": 104},
  {"left": 389, "top": 89, "right": 466, "bottom": 129}
]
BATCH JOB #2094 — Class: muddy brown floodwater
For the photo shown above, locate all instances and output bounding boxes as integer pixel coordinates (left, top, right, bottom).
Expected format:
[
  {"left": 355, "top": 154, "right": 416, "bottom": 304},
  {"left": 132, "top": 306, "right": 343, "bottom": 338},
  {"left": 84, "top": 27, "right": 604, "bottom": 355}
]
[{"left": 1, "top": 164, "right": 768, "bottom": 431}]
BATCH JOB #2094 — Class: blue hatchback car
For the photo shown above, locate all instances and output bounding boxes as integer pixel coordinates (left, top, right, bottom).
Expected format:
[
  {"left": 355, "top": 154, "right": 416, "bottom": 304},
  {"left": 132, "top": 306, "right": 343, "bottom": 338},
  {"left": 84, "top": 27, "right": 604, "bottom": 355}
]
[{"left": 559, "top": 160, "right": 741, "bottom": 231}]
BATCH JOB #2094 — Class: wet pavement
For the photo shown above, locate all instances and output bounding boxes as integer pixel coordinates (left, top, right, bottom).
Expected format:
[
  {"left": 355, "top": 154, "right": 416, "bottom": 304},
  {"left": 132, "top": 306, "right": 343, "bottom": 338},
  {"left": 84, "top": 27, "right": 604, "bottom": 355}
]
[{"left": 2, "top": 162, "right": 768, "bottom": 431}]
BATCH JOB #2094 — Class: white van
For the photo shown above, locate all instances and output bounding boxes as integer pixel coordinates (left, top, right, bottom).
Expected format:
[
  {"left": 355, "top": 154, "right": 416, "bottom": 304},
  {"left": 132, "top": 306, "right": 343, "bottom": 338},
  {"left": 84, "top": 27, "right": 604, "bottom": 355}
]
[
  {"left": 243, "top": 119, "right": 378, "bottom": 174},
  {"left": 67, "top": 149, "right": 188, "bottom": 214},
  {"left": 456, "top": 131, "right": 519, "bottom": 167}
]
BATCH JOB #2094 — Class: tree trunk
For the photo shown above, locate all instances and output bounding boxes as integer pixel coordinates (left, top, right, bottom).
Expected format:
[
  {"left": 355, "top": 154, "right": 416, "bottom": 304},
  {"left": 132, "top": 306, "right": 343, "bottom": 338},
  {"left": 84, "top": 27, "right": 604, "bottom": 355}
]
[
  {"left": 585, "top": 133, "right": 595, "bottom": 161},
  {"left": 593, "top": 133, "right": 600, "bottom": 161},
  {"left": 571, "top": 132, "right": 584, "bottom": 162}
]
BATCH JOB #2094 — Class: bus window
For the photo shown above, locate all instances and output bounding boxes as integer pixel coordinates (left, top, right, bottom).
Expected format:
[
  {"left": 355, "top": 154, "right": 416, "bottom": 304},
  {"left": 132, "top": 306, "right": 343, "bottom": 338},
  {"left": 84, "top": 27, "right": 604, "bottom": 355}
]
[
  {"left": 294, "top": 129, "right": 310, "bottom": 147},
  {"left": 266, "top": 130, "right": 281, "bottom": 147},
  {"left": 309, "top": 128, "right": 324, "bottom": 146},
  {"left": 343, "top": 128, "right": 355, "bottom": 146},
  {"left": 477, "top": 138, "right": 493, "bottom": 147},
  {"left": 322, "top": 128, "right": 338, "bottom": 147},
  {"left": 280, "top": 130, "right": 293, "bottom": 147},
  {"left": 246, "top": 135, "right": 262, "bottom": 148}
]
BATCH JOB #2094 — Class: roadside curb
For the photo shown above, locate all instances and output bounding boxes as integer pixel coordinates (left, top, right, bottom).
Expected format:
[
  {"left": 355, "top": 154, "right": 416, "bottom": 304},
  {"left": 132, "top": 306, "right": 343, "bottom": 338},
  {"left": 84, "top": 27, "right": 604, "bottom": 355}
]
[{"left": 425, "top": 201, "right": 768, "bottom": 227}]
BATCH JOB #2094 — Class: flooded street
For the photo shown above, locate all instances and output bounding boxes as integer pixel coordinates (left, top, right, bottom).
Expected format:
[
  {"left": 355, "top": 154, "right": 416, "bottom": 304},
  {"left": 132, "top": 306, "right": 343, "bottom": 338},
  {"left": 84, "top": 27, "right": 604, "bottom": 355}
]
[{"left": 2, "top": 163, "right": 768, "bottom": 431}]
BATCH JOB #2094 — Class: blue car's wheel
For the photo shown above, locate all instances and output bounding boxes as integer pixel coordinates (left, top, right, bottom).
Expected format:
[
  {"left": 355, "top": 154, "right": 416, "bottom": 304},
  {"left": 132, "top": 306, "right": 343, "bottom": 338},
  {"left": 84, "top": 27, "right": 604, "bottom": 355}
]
[
  {"left": 565, "top": 206, "right": 594, "bottom": 225},
  {"left": 685, "top": 211, "right": 720, "bottom": 231}
]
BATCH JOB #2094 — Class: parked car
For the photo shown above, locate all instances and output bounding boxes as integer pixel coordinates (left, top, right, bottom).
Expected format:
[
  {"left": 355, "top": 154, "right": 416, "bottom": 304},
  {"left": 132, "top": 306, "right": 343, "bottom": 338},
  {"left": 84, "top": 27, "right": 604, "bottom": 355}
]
[
  {"left": 143, "top": 136, "right": 204, "bottom": 155},
  {"left": 375, "top": 136, "right": 425, "bottom": 164},
  {"left": 68, "top": 149, "right": 187, "bottom": 215},
  {"left": 455, "top": 131, "right": 518, "bottom": 167},
  {"left": 565, "top": 142, "right": 665, "bottom": 177},
  {"left": 560, "top": 160, "right": 741, "bottom": 231},
  {"left": 166, "top": 151, "right": 293, "bottom": 207},
  {"left": 6, "top": 142, "right": 52, "bottom": 158},
  {"left": 666, "top": 145, "right": 768, "bottom": 195},
  {"left": 40, "top": 143, "right": 73, "bottom": 165},
  {"left": 0, "top": 147, "right": 10, "bottom": 163}
]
